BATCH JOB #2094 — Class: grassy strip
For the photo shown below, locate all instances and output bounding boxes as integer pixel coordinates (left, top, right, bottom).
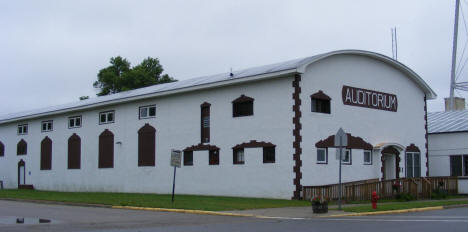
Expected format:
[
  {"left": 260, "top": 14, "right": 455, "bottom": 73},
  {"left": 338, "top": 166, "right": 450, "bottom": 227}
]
[
  {"left": 0, "top": 189, "right": 309, "bottom": 211},
  {"left": 343, "top": 200, "right": 468, "bottom": 213}
]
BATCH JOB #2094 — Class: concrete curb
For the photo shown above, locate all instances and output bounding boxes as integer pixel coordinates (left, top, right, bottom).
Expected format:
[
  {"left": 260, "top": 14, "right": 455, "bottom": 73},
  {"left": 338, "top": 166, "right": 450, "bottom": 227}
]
[
  {"left": 0, "top": 198, "right": 111, "bottom": 208},
  {"left": 112, "top": 206, "right": 256, "bottom": 217},
  {"left": 323, "top": 206, "right": 444, "bottom": 217}
]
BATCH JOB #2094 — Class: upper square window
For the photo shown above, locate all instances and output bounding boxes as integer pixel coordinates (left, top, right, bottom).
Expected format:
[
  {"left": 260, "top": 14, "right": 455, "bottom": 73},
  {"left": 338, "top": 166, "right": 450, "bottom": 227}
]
[
  {"left": 364, "top": 150, "right": 372, "bottom": 165},
  {"left": 311, "top": 91, "right": 331, "bottom": 114},
  {"left": 232, "top": 95, "right": 254, "bottom": 117},
  {"left": 99, "top": 111, "right": 115, "bottom": 124},
  {"left": 317, "top": 148, "right": 328, "bottom": 164},
  {"left": 69, "top": 116, "right": 82, "bottom": 128},
  {"left": 41, "top": 120, "right": 53, "bottom": 132},
  {"left": 17, "top": 124, "right": 28, "bottom": 135},
  {"left": 139, "top": 105, "right": 156, "bottom": 119}
]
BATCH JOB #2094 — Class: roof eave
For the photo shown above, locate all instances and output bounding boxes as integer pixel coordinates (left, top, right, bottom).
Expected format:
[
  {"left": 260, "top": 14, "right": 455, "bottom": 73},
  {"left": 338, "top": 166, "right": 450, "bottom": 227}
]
[{"left": 0, "top": 68, "right": 299, "bottom": 125}]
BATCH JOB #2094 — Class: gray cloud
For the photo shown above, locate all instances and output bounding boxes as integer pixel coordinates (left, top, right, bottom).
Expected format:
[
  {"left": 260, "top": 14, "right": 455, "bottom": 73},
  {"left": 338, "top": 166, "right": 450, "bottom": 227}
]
[{"left": 0, "top": 0, "right": 462, "bottom": 114}]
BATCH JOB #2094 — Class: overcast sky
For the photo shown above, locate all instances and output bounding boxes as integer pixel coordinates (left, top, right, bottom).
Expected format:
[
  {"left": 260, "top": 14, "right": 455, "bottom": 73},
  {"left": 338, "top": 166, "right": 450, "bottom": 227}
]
[{"left": 0, "top": 0, "right": 465, "bottom": 115}]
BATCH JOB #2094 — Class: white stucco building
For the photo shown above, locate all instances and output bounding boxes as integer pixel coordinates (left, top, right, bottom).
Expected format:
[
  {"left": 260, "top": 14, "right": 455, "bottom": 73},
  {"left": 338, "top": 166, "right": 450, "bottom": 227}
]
[{"left": 0, "top": 50, "right": 436, "bottom": 199}]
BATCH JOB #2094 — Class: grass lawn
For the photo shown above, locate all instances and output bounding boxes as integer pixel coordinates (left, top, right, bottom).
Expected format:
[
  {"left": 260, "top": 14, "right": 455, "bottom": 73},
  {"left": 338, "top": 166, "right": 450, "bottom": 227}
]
[
  {"left": 343, "top": 199, "right": 468, "bottom": 213},
  {"left": 0, "top": 189, "right": 309, "bottom": 211}
]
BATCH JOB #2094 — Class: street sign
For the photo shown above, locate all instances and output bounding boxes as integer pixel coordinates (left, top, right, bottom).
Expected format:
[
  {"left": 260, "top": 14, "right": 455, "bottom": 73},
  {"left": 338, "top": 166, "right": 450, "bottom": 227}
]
[
  {"left": 170, "top": 150, "right": 181, "bottom": 168},
  {"left": 334, "top": 128, "right": 348, "bottom": 147},
  {"left": 334, "top": 127, "right": 347, "bottom": 211}
]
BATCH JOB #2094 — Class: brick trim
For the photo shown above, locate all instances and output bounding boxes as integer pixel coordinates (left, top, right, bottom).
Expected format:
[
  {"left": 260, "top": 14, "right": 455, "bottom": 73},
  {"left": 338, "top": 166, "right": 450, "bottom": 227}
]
[
  {"left": 292, "top": 74, "right": 302, "bottom": 199},
  {"left": 315, "top": 133, "right": 373, "bottom": 150},
  {"left": 424, "top": 96, "right": 429, "bottom": 176},
  {"left": 183, "top": 143, "right": 220, "bottom": 152},
  {"left": 232, "top": 140, "right": 275, "bottom": 149}
]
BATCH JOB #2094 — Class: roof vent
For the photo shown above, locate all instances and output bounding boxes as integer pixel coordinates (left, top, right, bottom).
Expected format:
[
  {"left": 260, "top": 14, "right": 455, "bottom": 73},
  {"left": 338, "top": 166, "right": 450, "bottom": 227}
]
[{"left": 229, "top": 68, "right": 234, "bottom": 77}]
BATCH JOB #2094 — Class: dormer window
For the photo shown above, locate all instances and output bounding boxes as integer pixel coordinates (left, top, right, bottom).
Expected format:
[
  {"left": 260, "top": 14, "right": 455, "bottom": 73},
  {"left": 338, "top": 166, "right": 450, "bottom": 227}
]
[
  {"left": 311, "top": 90, "right": 331, "bottom": 114},
  {"left": 232, "top": 95, "right": 254, "bottom": 117}
]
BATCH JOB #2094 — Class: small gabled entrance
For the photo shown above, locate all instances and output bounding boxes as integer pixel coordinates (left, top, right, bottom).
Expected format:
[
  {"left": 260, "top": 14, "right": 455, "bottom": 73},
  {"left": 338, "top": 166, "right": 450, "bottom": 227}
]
[{"left": 378, "top": 145, "right": 403, "bottom": 180}]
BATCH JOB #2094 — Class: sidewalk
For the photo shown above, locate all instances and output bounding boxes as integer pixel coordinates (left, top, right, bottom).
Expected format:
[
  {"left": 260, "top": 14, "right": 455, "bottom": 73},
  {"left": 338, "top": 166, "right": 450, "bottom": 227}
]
[{"left": 223, "top": 197, "right": 468, "bottom": 219}]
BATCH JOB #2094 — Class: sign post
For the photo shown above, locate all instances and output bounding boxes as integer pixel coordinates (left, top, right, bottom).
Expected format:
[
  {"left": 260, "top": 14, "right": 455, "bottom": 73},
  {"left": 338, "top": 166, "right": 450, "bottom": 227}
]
[
  {"left": 334, "top": 128, "right": 348, "bottom": 210},
  {"left": 170, "top": 149, "right": 181, "bottom": 203}
]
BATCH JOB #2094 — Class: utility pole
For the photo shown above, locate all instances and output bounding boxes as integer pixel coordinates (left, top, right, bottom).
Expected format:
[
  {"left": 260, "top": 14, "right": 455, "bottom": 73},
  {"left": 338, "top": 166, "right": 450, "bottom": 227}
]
[{"left": 450, "top": 0, "right": 461, "bottom": 111}]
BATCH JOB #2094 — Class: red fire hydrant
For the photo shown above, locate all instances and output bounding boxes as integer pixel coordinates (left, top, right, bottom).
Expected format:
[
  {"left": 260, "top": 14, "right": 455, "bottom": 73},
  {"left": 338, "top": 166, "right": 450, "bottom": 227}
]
[{"left": 371, "top": 191, "right": 379, "bottom": 209}]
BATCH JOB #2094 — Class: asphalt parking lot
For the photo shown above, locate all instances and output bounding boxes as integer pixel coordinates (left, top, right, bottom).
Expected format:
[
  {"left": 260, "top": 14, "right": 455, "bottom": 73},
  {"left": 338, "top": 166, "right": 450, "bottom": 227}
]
[{"left": 1, "top": 200, "right": 467, "bottom": 232}]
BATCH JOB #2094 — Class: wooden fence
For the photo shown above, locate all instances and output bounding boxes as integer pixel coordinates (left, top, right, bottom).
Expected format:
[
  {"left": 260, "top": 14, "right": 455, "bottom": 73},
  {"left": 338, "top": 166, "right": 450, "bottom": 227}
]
[{"left": 303, "top": 176, "right": 458, "bottom": 201}]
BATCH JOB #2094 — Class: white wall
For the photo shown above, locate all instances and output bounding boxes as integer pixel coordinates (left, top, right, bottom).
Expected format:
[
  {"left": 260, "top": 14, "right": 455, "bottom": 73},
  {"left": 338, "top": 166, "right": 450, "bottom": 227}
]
[
  {"left": 300, "top": 55, "right": 427, "bottom": 186},
  {"left": 0, "top": 54, "right": 430, "bottom": 199},
  {"left": 428, "top": 132, "right": 468, "bottom": 177},
  {"left": 0, "top": 76, "right": 295, "bottom": 199}
]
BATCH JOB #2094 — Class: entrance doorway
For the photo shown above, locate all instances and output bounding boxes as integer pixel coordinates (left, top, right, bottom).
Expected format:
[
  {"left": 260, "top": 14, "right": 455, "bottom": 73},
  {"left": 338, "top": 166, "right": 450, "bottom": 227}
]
[
  {"left": 18, "top": 160, "right": 25, "bottom": 186},
  {"left": 381, "top": 146, "right": 400, "bottom": 180}
]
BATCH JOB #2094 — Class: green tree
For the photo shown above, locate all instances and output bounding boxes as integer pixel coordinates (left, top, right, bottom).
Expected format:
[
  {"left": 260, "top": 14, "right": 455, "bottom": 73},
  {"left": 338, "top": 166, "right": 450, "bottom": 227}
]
[{"left": 93, "top": 56, "right": 176, "bottom": 96}]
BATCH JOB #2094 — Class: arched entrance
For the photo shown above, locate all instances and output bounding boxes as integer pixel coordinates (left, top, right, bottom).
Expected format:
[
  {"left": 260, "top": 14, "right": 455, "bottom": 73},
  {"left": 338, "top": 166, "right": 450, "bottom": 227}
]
[
  {"left": 18, "top": 159, "right": 25, "bottom": 186},
  {"left": 376, "top": 143, "right": 404, "bottom": 180}
]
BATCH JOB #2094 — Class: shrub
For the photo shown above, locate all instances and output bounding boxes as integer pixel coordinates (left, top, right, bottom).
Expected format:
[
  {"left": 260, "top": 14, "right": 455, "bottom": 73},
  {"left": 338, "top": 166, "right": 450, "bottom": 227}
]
[
  {"left": 395, "top": 192, "right": 415, "bottom": 201},
  {"left": 431, "top": 189, "right": 448, "bottom": 199}
]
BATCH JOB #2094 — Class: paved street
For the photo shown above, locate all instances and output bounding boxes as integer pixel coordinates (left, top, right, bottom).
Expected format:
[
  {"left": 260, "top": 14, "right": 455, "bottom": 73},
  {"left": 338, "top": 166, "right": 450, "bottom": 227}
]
[{"left": 1, "top": 200, "right": 467, "bottom": 232}]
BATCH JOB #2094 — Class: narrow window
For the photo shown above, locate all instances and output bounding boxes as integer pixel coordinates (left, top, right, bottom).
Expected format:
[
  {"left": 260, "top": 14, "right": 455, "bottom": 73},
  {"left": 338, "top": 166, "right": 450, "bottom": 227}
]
[
  {"left": 342, "top": 149, "right": 352, "bottom": 165},
  {"left": 406, "top": 152, "right": 421, "bottom": 177},
  {"left": 139, "top": 105, "right": 156, "bottom": 119},
  {"left": 201, "top": 102, "right": 210, "bottom": 143},
  {"left": 184, "top": 151, "right": 193, "bottom": 166},
  {"left": 99, "top": 111, "right": 115, "bottom": 124},
  {"left": 0, "top": 141, "right": 4, "bottom": 157},
  {"left": 363, "top": 150, "right": 372, "bottom": 165},
  {"left": 317, "top": 148, "right": 328, "bottom": 164},
  {"left": 41, "top": 120, "right": 53, "bottom": 132},
  {"left": 311, "top": 91, "right": 331, "bottom": 114},
  {"left": 209, "top": 149, "right": 219, "bottom": 165},
  {"left": 69, "top": 116, "right": 82, "bottom": 128},
  {"left": 465, "top": 155, "right": 468, "bottom": 176},
  {"left": 68, "top": 134, "right": 81, "bottom": 169},
  {"left": 17, "top": 139, "right": 27, "bottom": 155},
  {"left": 450, "top": 155, "right": 463, "bottom": 176},
  {"left": 138, "top": 124, "right": 156, "bottom": 166},
  {"left": 17, "top": 124, "right": 28, "bottom": 135},
  {"left": 233, "top": 148, "right": 245, "bottom": 164},
  {"left": 232, "top": 95, "right": 254, "bottom": 117},
  {"left": 98, "top": 129, "right": 114, "bottom": 168},
  {"left": 40, "top": 137, "right": 52, "bottom": 170}
]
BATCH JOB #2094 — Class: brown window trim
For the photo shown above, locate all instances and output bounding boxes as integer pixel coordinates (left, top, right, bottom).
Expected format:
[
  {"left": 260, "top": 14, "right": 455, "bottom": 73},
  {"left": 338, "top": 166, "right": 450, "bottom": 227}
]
[
  {"left": 99, "top": 110, "right": 115, "bottom": 125},
  {"left": 316, "top": 148, "right": 328, "bottom": 164},
  {"left": 139, "top": 105, "right": 156, "bottom": 120},
  {"left": 315, "top": 133, "right": 372, "bottom": 150},
  {"left": 209, "top": 149, "right": 219, "bottom": 165},
  {"left": 17, "top": 139, "right": 27, "bottom": 155},
  {"left": 233, "top": 148, "right": 245, "bottom": 165},
  {"left": 68, "top": 115, "right": 82, "bottom": 129},
  {"left": 138, "top": 123, "right": 156, "bottom": 167},
  {"left": 41, "top": 120, "right": 53, "bottom": 132},
  {"left": 40, "top": 136, "right": 52, "bottom": 171},
  {"left": 183, "top": 151, "right": 193, "bottom": 166},
  {"left": 68, "top": 133, "right": 81, "bottom": 169},
  {"left": 98, "top": 129, "right": 114, "bottom": 168},
  {"left": 262, "top": 146, "right": 275, "bottom": 163},
  {"left": 232, "top": 95, "right": 254, "bottom": 117},
  {"left": 311, "top": 90, "right": 331, "bottom": 114}
]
